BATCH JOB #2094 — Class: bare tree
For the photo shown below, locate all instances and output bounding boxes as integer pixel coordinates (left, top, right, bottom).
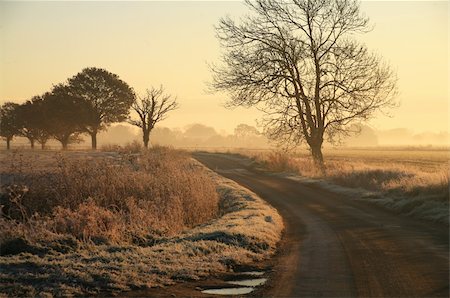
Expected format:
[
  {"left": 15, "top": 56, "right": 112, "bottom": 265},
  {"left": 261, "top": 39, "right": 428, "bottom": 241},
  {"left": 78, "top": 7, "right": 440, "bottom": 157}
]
[
  {"left": 211, "top": 0, "right": 397, "bottom": 170},
  {"left": 128, "top": 86, "right": 178, "bottom": 148}
]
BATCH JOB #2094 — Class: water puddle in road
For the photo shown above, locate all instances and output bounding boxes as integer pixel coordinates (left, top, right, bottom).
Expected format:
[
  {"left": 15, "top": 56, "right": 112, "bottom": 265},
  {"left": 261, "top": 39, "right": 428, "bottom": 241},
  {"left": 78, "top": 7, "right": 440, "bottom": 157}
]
[
  {"left": 200, "top": 271, "right": 267, "bottom": 295},
  {"left": 239, "top": 271, "right": 265, "bottom": 276},
  {"left": 226, "top": 278, "right": 267, "bottom": 287},
  {"left": 201, "top": 287, "right": 254, "bottom": 295}
]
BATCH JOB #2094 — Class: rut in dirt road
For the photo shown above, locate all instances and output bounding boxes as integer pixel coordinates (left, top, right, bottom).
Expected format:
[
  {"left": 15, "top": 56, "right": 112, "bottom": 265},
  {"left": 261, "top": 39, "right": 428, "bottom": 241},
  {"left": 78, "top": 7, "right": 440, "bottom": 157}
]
[{"left": 193, "top": 152, "right": 449, "bottom": 298}]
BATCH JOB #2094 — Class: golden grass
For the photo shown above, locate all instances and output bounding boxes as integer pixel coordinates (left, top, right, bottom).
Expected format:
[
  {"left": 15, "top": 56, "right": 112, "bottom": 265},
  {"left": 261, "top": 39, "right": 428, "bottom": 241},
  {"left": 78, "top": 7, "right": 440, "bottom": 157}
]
[
  {"left": 235, "top": 148, "right": 449, "bottom": 223},
  {"left": 1, "top": 147, "right": 219, "bottom": 245},
  {"left": 0, "top": 156, "right": 283, "bottom": 297},
  {"left": 100, "top": 140, "right": 143, "bottom": 153}
]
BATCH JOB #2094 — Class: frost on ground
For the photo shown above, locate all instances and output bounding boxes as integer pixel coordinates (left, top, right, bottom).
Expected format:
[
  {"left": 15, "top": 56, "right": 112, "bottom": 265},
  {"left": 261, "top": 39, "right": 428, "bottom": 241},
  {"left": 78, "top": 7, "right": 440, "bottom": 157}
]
[
  {"left": 243, "top": 150, "right": 448, "bottom": 226},
  {"left": 0, "top": 160, "right": 283, "bottom": 297},
  {"left": 281, "top": 173, "right": 449, "bottom": 225}
]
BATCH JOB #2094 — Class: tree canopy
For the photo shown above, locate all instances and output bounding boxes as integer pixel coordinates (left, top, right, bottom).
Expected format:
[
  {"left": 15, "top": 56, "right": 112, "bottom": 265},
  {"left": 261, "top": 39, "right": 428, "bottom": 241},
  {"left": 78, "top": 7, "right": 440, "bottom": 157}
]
[
  {"left": 0, "top": 102, "right": 20, "bottom": 150},
  {"left": 41, "top": 91, "right": 92, "bottom": 149},
  {"left": 59, "top": 67, "right": 135, "bottom": 149}
]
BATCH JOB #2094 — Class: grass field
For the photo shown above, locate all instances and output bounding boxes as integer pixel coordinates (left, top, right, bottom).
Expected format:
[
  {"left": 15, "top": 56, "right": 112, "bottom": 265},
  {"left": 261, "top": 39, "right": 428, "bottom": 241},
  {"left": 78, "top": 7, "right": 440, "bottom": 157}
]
[{"left": 235, "top": 147, "right": 449, "bottom": 224}]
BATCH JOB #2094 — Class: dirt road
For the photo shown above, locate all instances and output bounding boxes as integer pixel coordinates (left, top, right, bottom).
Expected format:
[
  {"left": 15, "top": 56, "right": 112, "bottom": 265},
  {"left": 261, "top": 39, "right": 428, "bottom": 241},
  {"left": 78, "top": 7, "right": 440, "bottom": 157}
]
[{"left": 193, "top": 152, "right": 449, "bottom": 297}]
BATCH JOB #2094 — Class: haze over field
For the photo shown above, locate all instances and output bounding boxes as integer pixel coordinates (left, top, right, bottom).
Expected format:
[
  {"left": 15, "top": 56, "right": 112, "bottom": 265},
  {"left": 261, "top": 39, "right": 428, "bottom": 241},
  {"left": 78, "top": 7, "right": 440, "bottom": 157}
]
[
  {"left": 0, "top": 0, "right": 448, "bottom": 138},
  {"left": 1, "top": 1, "right": 449, "bottom": 297}
]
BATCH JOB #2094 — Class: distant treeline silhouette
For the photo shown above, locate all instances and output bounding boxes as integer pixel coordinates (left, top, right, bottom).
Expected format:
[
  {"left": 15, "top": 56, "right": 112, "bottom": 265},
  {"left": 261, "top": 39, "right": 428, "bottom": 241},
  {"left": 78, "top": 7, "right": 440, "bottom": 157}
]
[{"left": 0, "top": 67, "right": 177, "bottom": 150}]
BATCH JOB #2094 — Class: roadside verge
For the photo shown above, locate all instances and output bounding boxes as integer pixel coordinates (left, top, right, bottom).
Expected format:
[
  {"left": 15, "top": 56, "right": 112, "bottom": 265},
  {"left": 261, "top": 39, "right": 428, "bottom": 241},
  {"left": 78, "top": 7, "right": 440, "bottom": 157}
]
[
  {"left": 278, "top": 173, "right": 448, "bottom": 225},
  {"left": 0, "top": 160, "right": 283, "bottom": 297}
]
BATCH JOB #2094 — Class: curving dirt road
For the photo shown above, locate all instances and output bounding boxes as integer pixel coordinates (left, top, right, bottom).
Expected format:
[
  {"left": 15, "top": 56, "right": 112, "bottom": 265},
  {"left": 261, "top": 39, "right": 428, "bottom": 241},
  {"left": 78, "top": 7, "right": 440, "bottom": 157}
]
[{"left": 193, "top": 152, "right": 449, "bottom": 297}]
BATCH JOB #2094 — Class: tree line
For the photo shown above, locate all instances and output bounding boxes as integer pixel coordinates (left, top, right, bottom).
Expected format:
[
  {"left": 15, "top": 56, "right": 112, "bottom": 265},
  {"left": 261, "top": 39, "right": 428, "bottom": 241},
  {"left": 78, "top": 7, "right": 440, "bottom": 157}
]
[{"left": 0, "top": 67, "right": 177, "bottom": 150}]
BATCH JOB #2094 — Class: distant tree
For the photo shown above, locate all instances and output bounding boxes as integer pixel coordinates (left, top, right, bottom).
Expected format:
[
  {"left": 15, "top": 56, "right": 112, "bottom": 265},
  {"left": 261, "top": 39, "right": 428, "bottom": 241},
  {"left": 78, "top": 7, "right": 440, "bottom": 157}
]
[
  {"left": 16, "top": 97, "right": 52, "bottom": 149},
  {"left": 128, "top": 86, "right": 178, "bottom": 148},
  {"left": 211, "top": 0, "right": 397, "bottom": 170},
  {"left": 41, "top": 91, "right": 91, "bottom": 150},
  {"left": 28, "top": 96, "right": 53, "bottom": 149},
  {"left": 0, "top": 102, "right": 20, "bottom": 150},
  {"left": 184, "top": 124, "right": 218, "bottom": 139},
  {"left": 234, "top": 124, "right": 260, "bottom": 139},
  {"left": 22, "top": 96, "right": 53, "bottom": 149},
  {"left": 58, "top": 67, "right": 135, "bottom": 150},
  {"left": 150, "top": 127, "right": 180, "bottom": 146},
  {"left": 344, "top": 124, "right": 378, "bottom": 147},
  {"left": 97, "top": 124, "right": 139, "bottom": 146}
]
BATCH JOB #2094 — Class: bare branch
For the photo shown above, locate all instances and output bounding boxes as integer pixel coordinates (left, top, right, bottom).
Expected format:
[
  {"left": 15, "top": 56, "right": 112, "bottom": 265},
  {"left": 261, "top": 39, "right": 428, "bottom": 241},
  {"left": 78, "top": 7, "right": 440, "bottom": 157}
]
[
  {"left": 211, "top": 0, "right": 397, "bottom": 167},
  {"left": 128, "top": 86, "right": 178, "bottom": 148}
]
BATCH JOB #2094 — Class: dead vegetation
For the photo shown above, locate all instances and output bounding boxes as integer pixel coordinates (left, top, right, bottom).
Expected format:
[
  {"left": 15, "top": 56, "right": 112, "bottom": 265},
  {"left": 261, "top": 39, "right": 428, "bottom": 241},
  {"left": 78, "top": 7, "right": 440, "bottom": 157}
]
[
  {"left": 1, "top": 147, "right": 219, "bottom": 244},
  {"left": 243, "top": 148, "right": 449, "bottom": 224},
  {"left": 0, "top": 148, "right": 283, "bottom": 296}
]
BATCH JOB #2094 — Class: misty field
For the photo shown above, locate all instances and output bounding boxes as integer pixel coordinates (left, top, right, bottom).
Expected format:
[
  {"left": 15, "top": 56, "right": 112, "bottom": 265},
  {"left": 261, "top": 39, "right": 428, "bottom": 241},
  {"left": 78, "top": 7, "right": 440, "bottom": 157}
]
[
  {"left": 240, "top": 147, "right": 449, "bottom": 224},
  {"left": 0, "top": 147, "right": 283, "bottom": 296}
]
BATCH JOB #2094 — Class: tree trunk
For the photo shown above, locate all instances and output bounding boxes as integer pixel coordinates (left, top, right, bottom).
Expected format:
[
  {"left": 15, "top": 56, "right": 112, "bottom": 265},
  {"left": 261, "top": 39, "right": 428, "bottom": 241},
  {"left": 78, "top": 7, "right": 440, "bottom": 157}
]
[
  {"left": 91, "top": 132, "right": 97, "bottom": 150},
  {"left": 6, "top": 138, "right": 11, "bottom": 150},
  {"left": 61, "top": 139, "right": 68, "bottom": 150},
  {"left": 310, "top": 141, "right": 325, "bottom": 174},
  {"left": 41, "top": 142, "right": 46, "bottom": 150},
  {"left": 30, "top": 138, "right": 35, "bottom": 149},
  {"left": 143, "top": 130, "right": 150, "bottom": 149}
]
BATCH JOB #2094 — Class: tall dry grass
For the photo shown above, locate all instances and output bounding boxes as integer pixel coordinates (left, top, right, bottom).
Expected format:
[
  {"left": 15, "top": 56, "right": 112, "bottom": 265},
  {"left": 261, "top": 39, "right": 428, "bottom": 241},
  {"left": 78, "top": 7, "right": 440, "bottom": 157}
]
[
  {"left": 246, "top": 149, "right": 449, "bottom": 222},
  {"left": 0, "top": 160, "right": 284, "bottom": 297},
  {"left": 251, "top": 150, "right": 448, "bottom": 197},
  {"left": 0, "top": 147, "right": 219, "bottom": 248}
]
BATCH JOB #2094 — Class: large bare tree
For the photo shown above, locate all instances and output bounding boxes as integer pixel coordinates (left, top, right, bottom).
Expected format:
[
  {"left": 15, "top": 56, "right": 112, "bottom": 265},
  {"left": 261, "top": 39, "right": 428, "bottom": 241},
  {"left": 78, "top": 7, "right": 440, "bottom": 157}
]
[
  {"left": 211, "top": 0, "right": 397, "bottom": 169},
  {"left": 128, "top": 86, "right": 178, "bottom": 148}
]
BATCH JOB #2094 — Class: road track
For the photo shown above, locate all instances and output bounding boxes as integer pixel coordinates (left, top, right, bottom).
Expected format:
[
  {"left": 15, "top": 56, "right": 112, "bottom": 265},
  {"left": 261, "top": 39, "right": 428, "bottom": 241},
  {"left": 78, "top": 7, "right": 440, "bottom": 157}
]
[{"left": 194, "top": 152, "right": 449, "bottom": 297}]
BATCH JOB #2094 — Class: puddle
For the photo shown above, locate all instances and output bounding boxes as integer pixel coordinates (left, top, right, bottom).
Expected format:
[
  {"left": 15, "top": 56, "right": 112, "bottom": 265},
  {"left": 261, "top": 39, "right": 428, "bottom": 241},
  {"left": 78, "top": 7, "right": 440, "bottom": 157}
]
[
  {"left": 202, "top": 287, "right": 254, "bottom": 295},
  {"left": 200, "top": 271, "right": 267, "bottom": 295},
  {"left": 226, "top": 278, "right": 267, "bottom": 287},
  {"left": 239, "top": 271, "right": 265, "bottom": 276}
]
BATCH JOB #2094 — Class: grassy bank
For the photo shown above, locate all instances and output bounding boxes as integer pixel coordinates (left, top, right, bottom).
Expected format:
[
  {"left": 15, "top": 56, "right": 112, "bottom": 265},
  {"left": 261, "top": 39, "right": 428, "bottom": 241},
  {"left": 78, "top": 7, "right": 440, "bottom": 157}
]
[
  {"left": 243, "top": 149, "right": 449, "bottom": 224},
  {"left": 0, "top": 149, "right": 283, "bottom": 296}
]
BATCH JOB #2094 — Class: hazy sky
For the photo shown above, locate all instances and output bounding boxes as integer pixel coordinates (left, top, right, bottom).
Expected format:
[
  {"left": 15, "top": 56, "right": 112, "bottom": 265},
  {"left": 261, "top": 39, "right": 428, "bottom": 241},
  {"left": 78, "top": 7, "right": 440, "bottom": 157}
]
[{"left": 0, "top": 1, "right": 448, "bottom": 134}]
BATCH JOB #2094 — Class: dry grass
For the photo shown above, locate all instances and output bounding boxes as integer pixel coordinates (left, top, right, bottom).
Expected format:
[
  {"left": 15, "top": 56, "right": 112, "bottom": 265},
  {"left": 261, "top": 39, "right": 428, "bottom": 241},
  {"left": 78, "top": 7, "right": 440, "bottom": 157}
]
[
  {"left": 0, "top": 155, "right": 283, "bottom": 297},
  {"left": 1, "top": 147, "right": 219, "bottom": 245},
  {"left": 100, "top": 140, "right": 143, "bottom": 154},
  {"left": 239, "top": 148, "right": 449, "bottom": 224}
]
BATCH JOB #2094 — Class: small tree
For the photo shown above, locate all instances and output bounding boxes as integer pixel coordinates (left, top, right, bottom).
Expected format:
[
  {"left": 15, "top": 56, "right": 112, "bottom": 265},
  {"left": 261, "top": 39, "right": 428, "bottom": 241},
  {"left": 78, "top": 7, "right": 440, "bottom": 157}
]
[
  {"left": 234, "top": 124, "right": 261, "bottom": 139},
  {"left": 16, "top": 103, "right": 36, "bottom": 149},
  {"left": 42, "top": 91, "right": 90, "bottom": 150},
  {"left": 22, "top": 96, "right": 53, "bottom": 149},
  {"left": 60, "top": 67, "right": 135, "bottom": 150},
  {"left": 16, "top": 97, "right": 51, "bottom": 149},
  {"left": 0, "top": 102, "right": 20, "bottom": 150},
  {"left": 211, "top": 0, "right": 397, "bottom": 170},
  {"left": 128, "top": 86, "right": 178, "bottom": 148}
]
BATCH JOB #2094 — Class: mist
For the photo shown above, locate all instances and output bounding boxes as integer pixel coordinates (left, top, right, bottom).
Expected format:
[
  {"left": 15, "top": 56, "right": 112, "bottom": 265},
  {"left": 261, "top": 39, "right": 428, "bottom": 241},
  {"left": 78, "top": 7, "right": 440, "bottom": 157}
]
[{"left": 95, "top": 124, "right": 450, "bottom": 149}]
